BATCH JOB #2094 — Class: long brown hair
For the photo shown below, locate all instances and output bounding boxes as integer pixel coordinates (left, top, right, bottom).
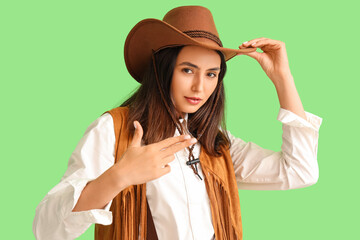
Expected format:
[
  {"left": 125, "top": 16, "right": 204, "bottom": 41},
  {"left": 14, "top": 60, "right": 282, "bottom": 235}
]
[{"left": 121, "top": 45, "right": 230, "bottom": 156}]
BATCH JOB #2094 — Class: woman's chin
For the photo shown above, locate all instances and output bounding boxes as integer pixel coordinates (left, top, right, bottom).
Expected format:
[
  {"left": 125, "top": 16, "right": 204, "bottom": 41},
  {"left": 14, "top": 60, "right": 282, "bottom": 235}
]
[{"left": 179, "top": 106, "right": 202, "bottom": 115}]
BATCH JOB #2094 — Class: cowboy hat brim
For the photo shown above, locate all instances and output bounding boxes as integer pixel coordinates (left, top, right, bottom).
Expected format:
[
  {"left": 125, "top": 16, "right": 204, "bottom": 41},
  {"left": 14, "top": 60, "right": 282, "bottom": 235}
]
[{"left": 124, "top": 18, "right": 257, "bottom": 83}]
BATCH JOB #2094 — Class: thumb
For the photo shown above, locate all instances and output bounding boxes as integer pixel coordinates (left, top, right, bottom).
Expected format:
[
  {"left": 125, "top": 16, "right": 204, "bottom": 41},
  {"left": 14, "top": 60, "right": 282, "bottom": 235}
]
[
  {"left": 246, "top": 51, "right": 262, "bottom": 61},
  {"left": 238, "top": 47, "right": 262, "bottom": 62},
  {"left": 129, "top": 121, "right": 143, "bottom": 147}
]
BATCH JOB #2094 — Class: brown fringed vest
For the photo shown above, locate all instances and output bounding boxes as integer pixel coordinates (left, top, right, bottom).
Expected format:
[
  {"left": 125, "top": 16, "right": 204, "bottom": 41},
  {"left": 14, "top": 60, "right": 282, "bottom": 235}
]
[{"left": 95, "top": 107, "right": 243, "bottom": 239}]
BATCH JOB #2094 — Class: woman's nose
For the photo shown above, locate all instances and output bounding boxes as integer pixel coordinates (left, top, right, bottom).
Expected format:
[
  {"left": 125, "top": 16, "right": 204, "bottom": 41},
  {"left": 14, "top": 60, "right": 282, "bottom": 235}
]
[{"left": 191, "top": 74, "right": 204, "bottom": 92}]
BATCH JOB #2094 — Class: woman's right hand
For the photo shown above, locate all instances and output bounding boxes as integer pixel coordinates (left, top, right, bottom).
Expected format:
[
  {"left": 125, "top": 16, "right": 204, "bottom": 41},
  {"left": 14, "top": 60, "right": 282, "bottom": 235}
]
[{"left": 114, "top": 120, "right": 197, "bottom": 187}]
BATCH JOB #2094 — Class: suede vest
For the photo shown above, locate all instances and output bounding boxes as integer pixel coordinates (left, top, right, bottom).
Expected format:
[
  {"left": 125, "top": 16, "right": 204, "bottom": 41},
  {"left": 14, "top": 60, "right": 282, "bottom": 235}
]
[{"left": 95, "top": 107, "right": 242, "bottom": 240}]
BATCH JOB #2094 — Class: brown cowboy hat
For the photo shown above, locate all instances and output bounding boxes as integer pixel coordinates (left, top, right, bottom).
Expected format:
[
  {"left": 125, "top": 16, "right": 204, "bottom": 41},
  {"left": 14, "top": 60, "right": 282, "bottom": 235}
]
[{"left": 124, "top": 5, "right": 257, "bottom": 83}]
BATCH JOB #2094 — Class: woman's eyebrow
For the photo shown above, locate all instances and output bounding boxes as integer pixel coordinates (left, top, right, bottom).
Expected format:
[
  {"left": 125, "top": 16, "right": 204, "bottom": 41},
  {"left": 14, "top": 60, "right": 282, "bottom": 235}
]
[{"left": 179, "top": 62, "right": 220, "bottom": 71}]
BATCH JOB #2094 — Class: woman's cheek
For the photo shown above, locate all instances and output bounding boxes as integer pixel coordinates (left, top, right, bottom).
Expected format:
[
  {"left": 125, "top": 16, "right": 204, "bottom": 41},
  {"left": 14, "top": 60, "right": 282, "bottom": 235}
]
[{"left": 207, "top": 84, "right": 217, "bottom": 96}]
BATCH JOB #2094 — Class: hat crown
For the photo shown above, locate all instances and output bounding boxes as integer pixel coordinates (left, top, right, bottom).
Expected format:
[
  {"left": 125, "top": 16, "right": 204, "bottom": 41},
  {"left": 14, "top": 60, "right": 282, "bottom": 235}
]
[{"left": 162, "top": 6, "right": 221, "bottom": 47}]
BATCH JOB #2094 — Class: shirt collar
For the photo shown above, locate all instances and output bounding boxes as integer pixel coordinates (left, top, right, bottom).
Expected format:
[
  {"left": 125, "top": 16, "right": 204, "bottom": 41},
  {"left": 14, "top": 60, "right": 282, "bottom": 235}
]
[{"left": 178, "top": 113, "right": 188, "bottom": 124}]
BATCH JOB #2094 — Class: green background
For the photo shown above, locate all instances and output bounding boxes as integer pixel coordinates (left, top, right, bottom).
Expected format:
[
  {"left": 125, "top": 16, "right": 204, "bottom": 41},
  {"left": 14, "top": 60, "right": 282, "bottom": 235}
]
[{"left": 1, "top": 0, "right": 359, "bottom": 239}]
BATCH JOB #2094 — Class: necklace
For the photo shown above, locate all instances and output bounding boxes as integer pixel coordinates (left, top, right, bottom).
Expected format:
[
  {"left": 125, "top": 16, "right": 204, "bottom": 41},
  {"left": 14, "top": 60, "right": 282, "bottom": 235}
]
[{"left": 180, "top": 119, "right": 203, "bottom": 180}]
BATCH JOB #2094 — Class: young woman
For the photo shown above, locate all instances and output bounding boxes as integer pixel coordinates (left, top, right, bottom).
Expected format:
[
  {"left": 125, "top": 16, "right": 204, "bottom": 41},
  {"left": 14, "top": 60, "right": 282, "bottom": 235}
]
[{"left": 33, "top": 5, "right": 323, "bottom": 240}]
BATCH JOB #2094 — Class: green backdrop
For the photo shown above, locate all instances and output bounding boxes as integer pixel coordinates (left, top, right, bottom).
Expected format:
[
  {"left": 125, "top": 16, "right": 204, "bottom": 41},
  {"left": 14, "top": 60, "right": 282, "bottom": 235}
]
[{"left": 1, "top": 0, "right": 359, "bottom": 239}]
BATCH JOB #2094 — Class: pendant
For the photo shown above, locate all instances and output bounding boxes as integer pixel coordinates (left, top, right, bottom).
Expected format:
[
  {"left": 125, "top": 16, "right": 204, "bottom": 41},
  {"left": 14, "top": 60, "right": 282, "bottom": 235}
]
[
  {"left": 186, "top": 158, "right": 200, "bottom": 166},
  {"left": 186, "top": 158, "right": 203, "bottom": 180}
]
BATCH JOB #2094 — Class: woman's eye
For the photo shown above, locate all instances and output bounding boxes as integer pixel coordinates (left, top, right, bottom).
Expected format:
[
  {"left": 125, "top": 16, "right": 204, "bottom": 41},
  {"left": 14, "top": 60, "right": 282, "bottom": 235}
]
[
  {"left": 182, "top": 68, "right": 193, "bottom": 74},
  {"left": 208, "top": 72, "right": 217, "bottom": 78}
]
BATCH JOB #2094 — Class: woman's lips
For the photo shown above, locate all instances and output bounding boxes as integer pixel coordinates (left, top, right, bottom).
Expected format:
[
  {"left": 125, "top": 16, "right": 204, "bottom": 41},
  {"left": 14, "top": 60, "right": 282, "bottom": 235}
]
[{"left": 185, "top": 97, "right": 202, "bottom": 105}]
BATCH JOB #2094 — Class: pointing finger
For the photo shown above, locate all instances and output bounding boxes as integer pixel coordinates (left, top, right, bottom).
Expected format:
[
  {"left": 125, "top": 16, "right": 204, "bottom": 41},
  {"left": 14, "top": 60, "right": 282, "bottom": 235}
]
[
  {"left": 160, "top": 138, "right": 197, "bottom": 158},
  {"left": 154, "top": 134, "right": 192, "bottom": 150}
]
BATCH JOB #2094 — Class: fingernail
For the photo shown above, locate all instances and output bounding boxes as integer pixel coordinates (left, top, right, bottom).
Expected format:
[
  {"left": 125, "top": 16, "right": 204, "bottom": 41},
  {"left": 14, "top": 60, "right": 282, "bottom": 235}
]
[
  {"left": 190, "top": 138, "right": 197, "bottom": 144},
  {"left": 133, "top": 121, "right": 137, "bottom": 129},
  {"left": 184, "top": 135, "right": 191, "bottom": 139},
  {"left": 251, "top": 42, "right": 256, "bottom": 46},
  {"left": 243, "top": 41, "right": 248, "bottom": 45}
]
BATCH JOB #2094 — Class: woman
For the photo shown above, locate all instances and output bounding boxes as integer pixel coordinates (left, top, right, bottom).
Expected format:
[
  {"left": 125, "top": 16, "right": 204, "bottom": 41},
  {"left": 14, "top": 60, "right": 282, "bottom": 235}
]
[{"left": 33, "top": 5, "right": 322, "bottom": 240}]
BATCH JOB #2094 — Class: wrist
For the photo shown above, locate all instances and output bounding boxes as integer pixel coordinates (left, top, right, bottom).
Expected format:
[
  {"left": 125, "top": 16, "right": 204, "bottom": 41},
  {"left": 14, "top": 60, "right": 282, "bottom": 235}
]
[
  {"left": 109, "top": 163, "right": 131, "bottom": 192},
  {"left": 273, "top": 73, "right": 294, "bottom": 90}
]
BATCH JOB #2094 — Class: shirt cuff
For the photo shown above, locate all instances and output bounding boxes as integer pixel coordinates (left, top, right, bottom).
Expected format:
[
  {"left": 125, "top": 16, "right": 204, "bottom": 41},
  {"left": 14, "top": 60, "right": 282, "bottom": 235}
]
[
  {"left": 63, "top": 178, "right": 113, "bottom": 227},
  {"left": 277, "top": 107, "right": 323, "bottom": 132}
]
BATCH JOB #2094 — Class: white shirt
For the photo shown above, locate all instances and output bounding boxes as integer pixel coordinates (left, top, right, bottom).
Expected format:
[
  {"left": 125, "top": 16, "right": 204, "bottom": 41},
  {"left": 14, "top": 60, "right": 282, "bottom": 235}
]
[{"left": 32, "top": 107, "right": 323, "bottom": 240}]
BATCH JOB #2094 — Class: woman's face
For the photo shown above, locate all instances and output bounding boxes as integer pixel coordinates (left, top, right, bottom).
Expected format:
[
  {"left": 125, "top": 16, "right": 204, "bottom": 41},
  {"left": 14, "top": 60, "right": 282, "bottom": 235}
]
[{"left": 170, "top": 45, "right": 221, "bottom": 118}]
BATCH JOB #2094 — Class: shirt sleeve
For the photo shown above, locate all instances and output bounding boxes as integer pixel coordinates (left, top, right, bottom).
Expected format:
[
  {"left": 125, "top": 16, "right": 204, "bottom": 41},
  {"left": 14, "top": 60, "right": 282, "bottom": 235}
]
[
  {"left": 33, "top": 113, "right": 116, "bottom": 240},
  {"left": 229, "top": 108, "right": 323, "bottom": 190}
]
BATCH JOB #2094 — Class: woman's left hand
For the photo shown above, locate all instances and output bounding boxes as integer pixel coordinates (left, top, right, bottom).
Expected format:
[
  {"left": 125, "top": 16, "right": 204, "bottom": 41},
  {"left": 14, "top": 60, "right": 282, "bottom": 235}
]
[{"left": 238, "top": 37, "right": 293, "bottom": 86}]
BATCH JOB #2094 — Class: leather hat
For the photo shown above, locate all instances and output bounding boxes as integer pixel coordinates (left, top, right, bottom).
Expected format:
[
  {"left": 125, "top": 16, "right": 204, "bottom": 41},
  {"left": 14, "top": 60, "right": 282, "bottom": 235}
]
[{"left": 124, "top": 5, "right": 257, "bottom": 83}]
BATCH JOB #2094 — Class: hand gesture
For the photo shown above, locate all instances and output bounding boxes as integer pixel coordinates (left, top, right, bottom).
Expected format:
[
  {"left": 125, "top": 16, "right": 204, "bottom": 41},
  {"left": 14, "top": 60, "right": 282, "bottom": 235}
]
[
  {"left": 238, "top": 37, "right": 293, "bottom": 85},
  {"left": 115, "top": 121, "right": 197, "bottom": 187}
]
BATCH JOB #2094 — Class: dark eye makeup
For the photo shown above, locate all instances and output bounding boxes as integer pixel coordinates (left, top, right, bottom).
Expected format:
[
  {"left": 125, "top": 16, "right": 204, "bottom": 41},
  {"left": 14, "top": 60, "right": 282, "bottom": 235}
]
[{"left": 181, "top": 68, "right": 217, "bottom": 78}]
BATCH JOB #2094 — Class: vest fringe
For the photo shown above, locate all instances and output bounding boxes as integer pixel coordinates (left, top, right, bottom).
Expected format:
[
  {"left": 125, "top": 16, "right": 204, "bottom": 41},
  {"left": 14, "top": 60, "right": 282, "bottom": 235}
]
[{"left": 205, "top": 169, "right": 241, "bottom": 240}]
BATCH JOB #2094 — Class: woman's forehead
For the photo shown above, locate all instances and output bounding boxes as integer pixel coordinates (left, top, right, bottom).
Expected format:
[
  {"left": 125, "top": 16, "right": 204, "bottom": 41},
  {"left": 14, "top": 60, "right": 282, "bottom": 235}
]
[{"left": 176, "top": 45, "right": 221, "bottom": 66}]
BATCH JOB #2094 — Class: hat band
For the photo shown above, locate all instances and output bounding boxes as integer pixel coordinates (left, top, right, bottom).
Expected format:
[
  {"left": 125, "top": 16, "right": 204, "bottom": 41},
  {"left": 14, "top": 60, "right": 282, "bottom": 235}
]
[{"left": 183, "top": 30, "right": 223, "bottom": 47}]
